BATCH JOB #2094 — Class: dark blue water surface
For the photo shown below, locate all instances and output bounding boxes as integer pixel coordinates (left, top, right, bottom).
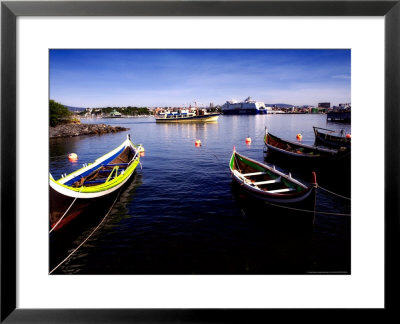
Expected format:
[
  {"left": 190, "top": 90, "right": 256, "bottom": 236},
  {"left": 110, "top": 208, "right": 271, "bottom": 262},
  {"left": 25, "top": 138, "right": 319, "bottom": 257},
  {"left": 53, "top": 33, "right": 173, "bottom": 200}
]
[{"left": 49, "top": 114, "right": 351, "bottom": 274}]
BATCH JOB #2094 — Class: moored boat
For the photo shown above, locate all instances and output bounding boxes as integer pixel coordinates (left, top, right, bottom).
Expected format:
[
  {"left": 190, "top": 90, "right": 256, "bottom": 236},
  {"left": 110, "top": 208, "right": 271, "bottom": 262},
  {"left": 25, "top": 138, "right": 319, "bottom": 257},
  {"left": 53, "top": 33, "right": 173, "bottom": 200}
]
[
  {"left": 49, "top": 135, "right": 143, "bottom": 231},
  {"left": 229, "top": 149, "right": 317, "bottom": 209},
  {"left": 155, "top": 108, "right": 219, "bottom": 123},
  {"left": 313, "top": 126, "right": 351, "bottom": 148},
  {"left": 264, "top": 128, "right": 350, "bottom": 163}
]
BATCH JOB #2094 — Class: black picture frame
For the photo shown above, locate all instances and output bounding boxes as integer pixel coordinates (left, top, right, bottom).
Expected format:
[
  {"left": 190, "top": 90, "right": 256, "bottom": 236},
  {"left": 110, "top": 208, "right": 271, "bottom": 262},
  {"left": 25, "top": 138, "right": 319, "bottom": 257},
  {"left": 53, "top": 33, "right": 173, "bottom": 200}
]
[{"left": 1, "top": 0, "right": 399, "bottom": 322}]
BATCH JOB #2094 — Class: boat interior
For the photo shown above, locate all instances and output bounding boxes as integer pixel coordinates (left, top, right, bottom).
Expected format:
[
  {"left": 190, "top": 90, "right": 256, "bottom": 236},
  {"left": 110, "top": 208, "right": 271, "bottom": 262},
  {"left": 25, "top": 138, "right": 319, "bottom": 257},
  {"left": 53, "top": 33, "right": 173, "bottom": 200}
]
[
  {"left": 266, "top": 133, "right": 336, "bottom": 156},
  {"left": 71, "top": 146, "right": 136, "bottom": 188},
  {"left": 314, "top": 127, "right": 346, "bottom": 139},
  {"left": 233, "top": 154, "right": 300, "bottom": 193}
]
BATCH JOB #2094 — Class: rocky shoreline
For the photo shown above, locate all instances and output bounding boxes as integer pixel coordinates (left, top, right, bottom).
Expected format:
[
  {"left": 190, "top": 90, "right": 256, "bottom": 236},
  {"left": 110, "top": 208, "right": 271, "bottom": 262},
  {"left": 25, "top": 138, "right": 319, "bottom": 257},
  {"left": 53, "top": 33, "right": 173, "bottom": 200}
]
[{"left": 50, "top": 123, "right": 130, "bottom": 138}]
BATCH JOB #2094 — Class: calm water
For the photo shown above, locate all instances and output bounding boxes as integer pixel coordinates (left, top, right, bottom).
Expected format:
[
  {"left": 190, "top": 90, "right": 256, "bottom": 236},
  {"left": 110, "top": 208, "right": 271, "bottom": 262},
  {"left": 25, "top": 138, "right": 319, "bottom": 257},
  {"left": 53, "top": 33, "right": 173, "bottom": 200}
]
[{"left": 49, "top": 114, "right": 351, "bottom": 274}]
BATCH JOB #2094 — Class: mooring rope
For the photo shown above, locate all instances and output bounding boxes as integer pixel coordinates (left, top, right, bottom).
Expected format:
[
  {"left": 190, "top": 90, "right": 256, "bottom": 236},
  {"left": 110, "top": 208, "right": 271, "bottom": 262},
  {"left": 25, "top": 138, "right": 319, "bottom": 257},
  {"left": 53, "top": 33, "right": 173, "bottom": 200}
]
[
  {"left": 197, "top": 144, "right": 221, "bottom": 162},
  {"left": 263, "top": 200, "right": 351, "bottom": 217},
  {"left": 49, "top": 154, "right": 70, "bottom": 160},
  {"left": 318, "top": 186, "right": 351, "bottom": 201},
  {"left": 49, "top": 186, "right": 84, "bottom": 234},
  {"left": 211, "top": 153, "right": 220, "bottom": 161},
  {"left": 49, "top": 187, "right": 123, "bottom": 274}
]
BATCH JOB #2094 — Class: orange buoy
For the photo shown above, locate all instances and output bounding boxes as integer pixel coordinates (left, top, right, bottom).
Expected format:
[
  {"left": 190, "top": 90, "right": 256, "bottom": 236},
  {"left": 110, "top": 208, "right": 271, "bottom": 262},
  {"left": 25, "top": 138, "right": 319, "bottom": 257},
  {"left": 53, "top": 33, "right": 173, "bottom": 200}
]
[
  {"left": 296, "top": 133, "right": 302, "bottom": 141},
  {"left": 68, "top": 153, "right": 78, "bottom": 161},
  {"left": 245, "top": 137, "right": 252, "bottom": 144},
  {"left": 195, "top": 139, "right": 201, "bottom": 146},
  {"left": 346, "top": 134, "right": 351, "bottom": 139}
]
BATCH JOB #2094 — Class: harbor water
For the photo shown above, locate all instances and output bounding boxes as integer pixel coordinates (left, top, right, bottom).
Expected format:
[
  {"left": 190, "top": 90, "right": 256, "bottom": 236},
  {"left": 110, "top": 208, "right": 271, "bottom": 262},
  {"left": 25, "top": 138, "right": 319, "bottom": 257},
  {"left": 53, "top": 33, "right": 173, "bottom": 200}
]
[{"left": 49, "top": 114, "right": 351, "bottom": 274}]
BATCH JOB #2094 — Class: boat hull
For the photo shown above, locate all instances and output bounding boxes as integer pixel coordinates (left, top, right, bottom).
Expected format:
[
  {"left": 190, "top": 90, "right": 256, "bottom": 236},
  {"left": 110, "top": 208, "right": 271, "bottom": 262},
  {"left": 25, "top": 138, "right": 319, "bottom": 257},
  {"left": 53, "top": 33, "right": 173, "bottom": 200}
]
[
  {"left": 222, "top": 109, "right": 267, "bottom": 115},
  {"left": 229, "top": 151, "right": 317, "bottom": 225},
  {"left": 155, "top": 114, "right": 219, "bottom": 123},
  {"left": 314, "top": 135, "right": 350, "bottom": 148},
  {"left": 231, "top": 176, "right": 316, "bottom": 207},
  {"left": 49, "top": 183, "right": 123, "bottom": 231},
  {"left": 313, "top": 127, "right": 351, "bottom": 148},
  {"left": 230, "top": 181, "right": 316, "bottom": 230}
]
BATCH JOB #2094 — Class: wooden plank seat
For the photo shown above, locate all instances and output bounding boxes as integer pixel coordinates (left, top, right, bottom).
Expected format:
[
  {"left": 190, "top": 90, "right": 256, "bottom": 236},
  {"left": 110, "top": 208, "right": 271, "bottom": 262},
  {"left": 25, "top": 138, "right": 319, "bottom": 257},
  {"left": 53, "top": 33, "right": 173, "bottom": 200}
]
[
  {"left": 241, "top": 171, "right": 266, "bottom": 176},
  {"left": 253, "top": 177, "right": 281, "bottom": 186},
  {"left": 267, "top": 187, "right": 297, "bottom": 193},
  {"left": 84, "top": 168, "right": 123, "bottom": 185},
  {"left": 84, "top": 175, "right": 122, "bottom": 184}
]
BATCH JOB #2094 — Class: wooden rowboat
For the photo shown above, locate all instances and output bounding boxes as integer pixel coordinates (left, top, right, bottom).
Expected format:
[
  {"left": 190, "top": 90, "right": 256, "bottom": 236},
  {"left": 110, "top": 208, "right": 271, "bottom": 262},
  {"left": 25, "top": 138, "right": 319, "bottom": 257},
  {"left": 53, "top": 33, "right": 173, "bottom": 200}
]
[
  {"left": 229, "top": 149, "right": 317, "bottom": 208},
  {"left": 49, "top": 135, "right": 143, "bottom": 231},
  {"left": 313, "top": 126, "right": 351, "bottom": 148},
  {"left": 264, "top": 128, "right": 350, "bottom": 163}
]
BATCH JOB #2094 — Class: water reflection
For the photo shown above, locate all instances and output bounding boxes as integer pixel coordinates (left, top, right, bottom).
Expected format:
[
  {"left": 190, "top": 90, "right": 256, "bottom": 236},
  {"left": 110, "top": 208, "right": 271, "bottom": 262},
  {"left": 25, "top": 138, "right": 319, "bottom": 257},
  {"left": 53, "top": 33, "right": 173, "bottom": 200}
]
[{"left": 49, "top": 114, "right": 350, "bottom": 274}]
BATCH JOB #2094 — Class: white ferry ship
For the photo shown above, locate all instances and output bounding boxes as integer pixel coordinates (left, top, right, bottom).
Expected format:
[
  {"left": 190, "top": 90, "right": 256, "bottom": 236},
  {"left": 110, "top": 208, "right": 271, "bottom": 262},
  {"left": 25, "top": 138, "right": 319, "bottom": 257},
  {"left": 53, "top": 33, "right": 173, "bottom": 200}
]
[{"left": 222, "top": 97, "right": 271, "bottom": 115}]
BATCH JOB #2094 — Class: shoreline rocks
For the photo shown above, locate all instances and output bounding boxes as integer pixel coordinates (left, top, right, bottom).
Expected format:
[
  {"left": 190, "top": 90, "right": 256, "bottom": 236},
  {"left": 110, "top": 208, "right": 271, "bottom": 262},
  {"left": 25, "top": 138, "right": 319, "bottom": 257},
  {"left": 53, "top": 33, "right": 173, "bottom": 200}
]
[{"left": 50, "top": 123, "right": 130, "bottom": 138}]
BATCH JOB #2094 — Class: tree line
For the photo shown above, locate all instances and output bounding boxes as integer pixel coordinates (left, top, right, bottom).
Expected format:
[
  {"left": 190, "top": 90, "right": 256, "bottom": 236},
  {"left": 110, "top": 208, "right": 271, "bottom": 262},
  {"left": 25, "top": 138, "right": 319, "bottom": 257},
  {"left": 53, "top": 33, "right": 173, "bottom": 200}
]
[
  {"left": 89, "top": 107, "right": 151, "bottom": 116},
  {"left": 49, "top": 100, "right": 73, "bottom": 126}
]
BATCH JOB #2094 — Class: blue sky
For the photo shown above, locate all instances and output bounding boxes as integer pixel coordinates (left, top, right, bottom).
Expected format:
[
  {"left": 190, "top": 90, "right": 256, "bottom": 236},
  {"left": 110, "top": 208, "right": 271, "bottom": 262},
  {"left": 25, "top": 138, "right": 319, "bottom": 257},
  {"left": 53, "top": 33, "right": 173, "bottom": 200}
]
[{"left": 50, "top": 49, "right": 350, "bottom": 108}]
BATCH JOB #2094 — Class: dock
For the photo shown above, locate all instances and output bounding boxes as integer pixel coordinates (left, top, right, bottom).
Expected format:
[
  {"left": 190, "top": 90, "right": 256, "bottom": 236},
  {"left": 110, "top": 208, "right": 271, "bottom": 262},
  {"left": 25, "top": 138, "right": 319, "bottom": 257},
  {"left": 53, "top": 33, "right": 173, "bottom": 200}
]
[{"left": 327, "top": 111, "right": 351, "bottom": 122}]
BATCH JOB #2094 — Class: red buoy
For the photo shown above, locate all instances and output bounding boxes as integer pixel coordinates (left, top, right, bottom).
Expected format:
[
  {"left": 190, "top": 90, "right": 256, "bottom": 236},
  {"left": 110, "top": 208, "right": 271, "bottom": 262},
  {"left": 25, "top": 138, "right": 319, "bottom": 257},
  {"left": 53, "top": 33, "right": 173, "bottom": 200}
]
[
  {"left": 296, "top": 133, "right": 302, "bottom": 141},
  {"left": 68, "top": 153, "right": 78, "bottom": 162},
  {"left": 245, "top": 137, "right": 252, "bottom": 144},
  {"left": 346, "top": 134, "right": 351, "bottom": 139},
  {"left": 195, "top": 139, "right": 201, "bottom": 146}
]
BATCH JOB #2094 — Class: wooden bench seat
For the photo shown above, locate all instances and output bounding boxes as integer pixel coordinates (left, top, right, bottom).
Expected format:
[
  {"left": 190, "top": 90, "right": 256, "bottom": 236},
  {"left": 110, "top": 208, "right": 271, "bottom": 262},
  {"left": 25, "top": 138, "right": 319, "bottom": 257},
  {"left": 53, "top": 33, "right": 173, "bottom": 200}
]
[
  {"left": 253, "top": 177, "right": 281, "bottom": 186},
  {"left": 267, "top": 187, "right": 297, "bottom": 193},
  {"left": 241, "top": 171, "right": 266, "bottom": 177}
]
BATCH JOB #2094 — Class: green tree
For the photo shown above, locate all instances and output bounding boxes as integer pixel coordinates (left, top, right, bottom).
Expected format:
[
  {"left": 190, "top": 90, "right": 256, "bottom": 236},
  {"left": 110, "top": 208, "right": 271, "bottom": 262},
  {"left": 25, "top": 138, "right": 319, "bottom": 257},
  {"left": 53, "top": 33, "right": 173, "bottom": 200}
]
[{"left": 49, "top": 100, "right": 72, "bottom": 126}]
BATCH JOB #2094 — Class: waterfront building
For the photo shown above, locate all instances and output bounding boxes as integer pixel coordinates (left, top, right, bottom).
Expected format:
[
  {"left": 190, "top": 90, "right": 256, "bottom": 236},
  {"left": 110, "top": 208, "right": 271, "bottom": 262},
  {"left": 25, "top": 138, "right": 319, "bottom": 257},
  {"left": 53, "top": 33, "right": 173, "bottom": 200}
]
[
  {"left": 318, "top": 102, "right": 331, "bottom": 108},
  {"left": 109, "top": 109, "right": 122, "bottom": 118},
  {"left": 338, "top": 103, "right": 351, "bottom": 109}
]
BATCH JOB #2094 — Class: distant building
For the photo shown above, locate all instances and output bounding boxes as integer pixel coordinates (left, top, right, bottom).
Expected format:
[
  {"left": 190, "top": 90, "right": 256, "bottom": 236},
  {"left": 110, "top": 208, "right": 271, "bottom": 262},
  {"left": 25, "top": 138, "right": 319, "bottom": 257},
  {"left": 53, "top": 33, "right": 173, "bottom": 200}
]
[
  {"left": 338, "top": 103, "right": 351, "bottom": 109},
  {"left": 109, "top": 109, "right": 122, "bottom": 118},
  {"left": 318, "top": 102, "right": 331, "bottom": 108},
  {"left": 312, "top": 107, "right": 328, "bottom": 114}
]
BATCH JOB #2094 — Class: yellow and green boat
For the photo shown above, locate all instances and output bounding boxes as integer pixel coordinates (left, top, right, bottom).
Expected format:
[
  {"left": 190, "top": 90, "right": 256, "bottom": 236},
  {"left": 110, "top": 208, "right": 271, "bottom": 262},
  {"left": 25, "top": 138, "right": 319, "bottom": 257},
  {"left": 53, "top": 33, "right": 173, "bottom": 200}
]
[{"left": 49, "top": 135, "right": 142, "bottom": 231}]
